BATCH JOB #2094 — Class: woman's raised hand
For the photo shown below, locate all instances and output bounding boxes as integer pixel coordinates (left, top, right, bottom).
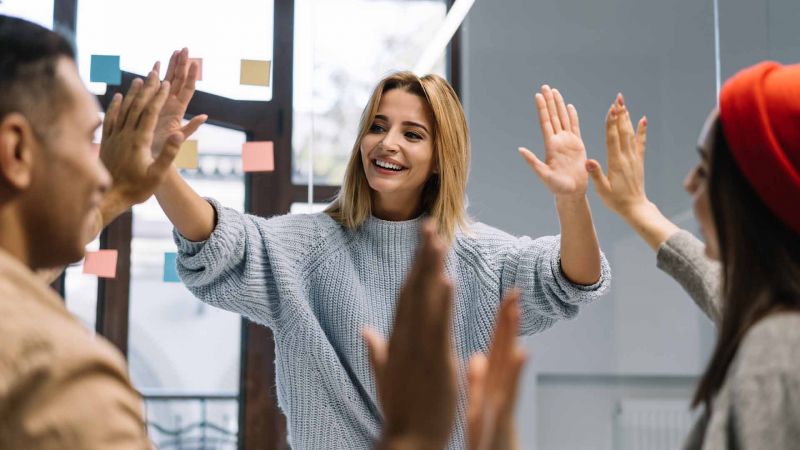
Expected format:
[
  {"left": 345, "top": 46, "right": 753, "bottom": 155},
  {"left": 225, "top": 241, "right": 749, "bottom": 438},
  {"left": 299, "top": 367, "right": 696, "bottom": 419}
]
[
  {"left": 586, "top": 94, "right": 679, "bottom": 251},
  {"left": 586, "top": 94, "right": 650, "bottom": 218},
  {"left": 519, "top": 85, "right": 588, "bottom": 198}
]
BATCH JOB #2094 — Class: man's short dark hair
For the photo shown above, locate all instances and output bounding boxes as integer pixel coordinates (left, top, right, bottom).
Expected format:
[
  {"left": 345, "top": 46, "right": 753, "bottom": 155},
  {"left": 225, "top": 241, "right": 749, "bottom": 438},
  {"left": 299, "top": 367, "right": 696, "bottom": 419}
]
[{"left": 0, "top": 15, "right": 76, "bottom": 139}]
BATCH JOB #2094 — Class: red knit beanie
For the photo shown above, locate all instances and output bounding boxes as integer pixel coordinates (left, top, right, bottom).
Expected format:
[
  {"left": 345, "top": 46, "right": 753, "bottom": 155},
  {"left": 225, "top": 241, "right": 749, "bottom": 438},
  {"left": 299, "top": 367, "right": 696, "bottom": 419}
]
[{"left": 719, "top": 61, "right": 800, "bottom": 235}]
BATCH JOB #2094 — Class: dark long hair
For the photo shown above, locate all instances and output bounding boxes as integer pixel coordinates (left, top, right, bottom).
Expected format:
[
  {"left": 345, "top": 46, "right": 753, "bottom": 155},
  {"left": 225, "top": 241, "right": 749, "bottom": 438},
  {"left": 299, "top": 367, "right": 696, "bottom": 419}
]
[{"left": 691, "top": 120, "right": 800, "bottom": 409}]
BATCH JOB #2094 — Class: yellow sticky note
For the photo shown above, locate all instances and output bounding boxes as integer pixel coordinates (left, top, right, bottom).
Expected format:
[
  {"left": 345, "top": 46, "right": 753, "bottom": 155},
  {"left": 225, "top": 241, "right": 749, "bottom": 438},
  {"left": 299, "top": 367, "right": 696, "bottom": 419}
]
[
  {"left": 240, "top": 59, "right": 271, "bottom": 87},
  {"left": 83, "top": 249, "right": 118, "bottom": 278},
  {"left": 175, "top": 140, "right": 199, "bottom": 169}
]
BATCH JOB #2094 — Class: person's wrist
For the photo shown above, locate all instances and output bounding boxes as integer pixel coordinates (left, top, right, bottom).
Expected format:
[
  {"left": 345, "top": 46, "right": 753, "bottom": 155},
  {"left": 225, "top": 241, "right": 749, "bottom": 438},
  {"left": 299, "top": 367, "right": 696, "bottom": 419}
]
[
  {"left": 98, "top": 189, "right": 131, "bottom": 227},
  {"left": 620, "top": 200, "right": 661, "bottom": 226},
  {"left": 554, "top": 191, "right": 587, "bottom": 205}
]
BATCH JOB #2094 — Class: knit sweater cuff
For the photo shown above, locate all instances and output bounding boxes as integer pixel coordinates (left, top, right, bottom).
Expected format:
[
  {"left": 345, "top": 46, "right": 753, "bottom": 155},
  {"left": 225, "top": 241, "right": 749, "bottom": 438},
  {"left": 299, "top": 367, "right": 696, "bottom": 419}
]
[
  {"left": 549, "top": 238, "right": 612, "bottom": 301},
  {"left": 172, "top": 198, "right": 246, "bottom": 281}
]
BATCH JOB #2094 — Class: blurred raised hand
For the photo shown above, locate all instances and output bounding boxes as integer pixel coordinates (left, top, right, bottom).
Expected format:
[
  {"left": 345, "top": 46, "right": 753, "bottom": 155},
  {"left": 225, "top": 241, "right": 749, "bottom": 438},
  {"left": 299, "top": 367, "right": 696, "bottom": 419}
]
[
  {"left": 467, "top": 290, "right": 527, "bottom": 450},
  {"left": 365, "top": 221, "right": 457, "bottom": 450}
]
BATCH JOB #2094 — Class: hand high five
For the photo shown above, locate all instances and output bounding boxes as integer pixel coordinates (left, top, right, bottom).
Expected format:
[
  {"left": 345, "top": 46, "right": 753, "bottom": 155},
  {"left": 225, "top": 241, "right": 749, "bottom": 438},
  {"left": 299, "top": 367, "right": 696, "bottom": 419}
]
[
  {"left": 152, "top": 48, "right": 207, "bottom": 160},
  {"left": 100, "top": 70, "right": 180, "bottom": 207},
  {"left": 519, "top": 85, "right": 588, "bottom": 197},
  {"left": 586, "top": 93, "right": 649, "bottom": 217}
]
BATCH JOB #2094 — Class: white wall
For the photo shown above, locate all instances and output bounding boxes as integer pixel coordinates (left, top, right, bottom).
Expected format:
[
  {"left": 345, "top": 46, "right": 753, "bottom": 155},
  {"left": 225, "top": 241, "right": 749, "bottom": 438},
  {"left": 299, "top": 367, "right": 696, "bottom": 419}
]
[
  {"left": 461, "top": 0, "right": 721, "bottom": 448},
  {"left": 462, "top": 0, "right": 798, "bottom": 448}
]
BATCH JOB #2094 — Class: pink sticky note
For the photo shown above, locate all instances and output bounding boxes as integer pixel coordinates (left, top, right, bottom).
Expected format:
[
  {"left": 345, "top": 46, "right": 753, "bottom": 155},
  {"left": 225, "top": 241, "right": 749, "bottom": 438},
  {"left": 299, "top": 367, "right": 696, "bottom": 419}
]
[
  {"left": 189, "top": 58, "right": 203, "bottom": 81},
  {"left": 83, "top": 249, "right": 118, "bottom": 278},
  {"left": 242, "top": 141, "right": 274, "bottom": 172}
]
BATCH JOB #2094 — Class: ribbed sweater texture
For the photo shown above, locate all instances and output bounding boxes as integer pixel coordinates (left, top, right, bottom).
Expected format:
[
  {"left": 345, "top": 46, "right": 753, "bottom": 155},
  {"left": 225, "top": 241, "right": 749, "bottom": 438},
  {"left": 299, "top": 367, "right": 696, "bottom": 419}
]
[{"left": 174, "top": 198, "right": 611, "bottom": 449}]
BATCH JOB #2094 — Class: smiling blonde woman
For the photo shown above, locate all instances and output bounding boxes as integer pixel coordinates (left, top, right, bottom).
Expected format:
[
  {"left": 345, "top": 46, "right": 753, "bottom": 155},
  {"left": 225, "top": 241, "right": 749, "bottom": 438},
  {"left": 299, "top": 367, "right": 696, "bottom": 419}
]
[{"left": 152, "top": 65, "right": 611, "bottom": 449}]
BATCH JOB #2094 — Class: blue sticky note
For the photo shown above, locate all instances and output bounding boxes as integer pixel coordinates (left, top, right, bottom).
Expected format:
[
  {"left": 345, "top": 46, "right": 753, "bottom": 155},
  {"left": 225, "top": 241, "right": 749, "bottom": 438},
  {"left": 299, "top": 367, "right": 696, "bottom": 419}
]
[
  {"left": 163, "top": 252, "right": 180, "bottom": 283},
  {"left": 90, "top": 55, "right": 121, "bottom": 85}
]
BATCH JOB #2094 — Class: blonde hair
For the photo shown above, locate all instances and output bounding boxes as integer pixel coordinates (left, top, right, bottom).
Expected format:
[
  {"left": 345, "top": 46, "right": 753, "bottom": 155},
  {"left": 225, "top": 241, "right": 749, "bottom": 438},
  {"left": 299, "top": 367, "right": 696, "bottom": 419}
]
[{"left": 325, "top": 71, "right": 470, "bottom": 243}]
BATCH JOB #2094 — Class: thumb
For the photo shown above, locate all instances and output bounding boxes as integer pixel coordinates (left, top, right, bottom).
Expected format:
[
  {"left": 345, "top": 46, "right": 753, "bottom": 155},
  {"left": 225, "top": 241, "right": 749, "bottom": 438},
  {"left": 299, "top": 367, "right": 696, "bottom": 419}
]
[
  {"left": 518, "top": 147, "right": 551, "bottom": 181},
  {"left": 149, "top": 131, "right": 184, "bottom": 178},
  {"left": 181, "top": 114, "right": 208, "bottom": 139},
  {"left": 586, "top": 159, "right": 612, "bottom": 195}
]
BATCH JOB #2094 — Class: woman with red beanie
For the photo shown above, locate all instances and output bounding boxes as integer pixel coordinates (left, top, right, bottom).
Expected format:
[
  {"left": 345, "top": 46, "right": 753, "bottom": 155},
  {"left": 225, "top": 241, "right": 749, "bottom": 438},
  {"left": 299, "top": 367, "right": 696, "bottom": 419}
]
[{"left": 587, "top": 61, "right": 800, "bottom": 449}]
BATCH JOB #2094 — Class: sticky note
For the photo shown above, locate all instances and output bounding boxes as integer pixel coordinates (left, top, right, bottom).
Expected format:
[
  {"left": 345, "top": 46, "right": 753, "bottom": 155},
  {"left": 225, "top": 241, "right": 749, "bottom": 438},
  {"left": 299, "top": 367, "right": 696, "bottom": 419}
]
[
  {"left": 240, "top": 59, "right": 271, "bottom": 87},
  {"left": 242, "top": 141, "right": 274, "bottom": 172},
  {"left": 175, "top": 140, "right": 199, "bottom": 169},
  {"left": 83, "top": 249, "right": 118, "bottom": 278},
  {"left": 189, "top": 58, "right": 203, "bottom": 81},
  {"left": 90, "top": 55, "right": 121, "bottom": 85},
  {"left": 163, "top": 252, "right": 180, "bottom": 282}
]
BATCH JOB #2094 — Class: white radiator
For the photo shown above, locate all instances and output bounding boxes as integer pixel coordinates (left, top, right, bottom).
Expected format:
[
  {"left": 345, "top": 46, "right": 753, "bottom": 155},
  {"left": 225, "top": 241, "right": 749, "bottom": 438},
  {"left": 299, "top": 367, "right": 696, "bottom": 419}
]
[{"left": 614, "top": 399, "right": 698, "bottom": 450}]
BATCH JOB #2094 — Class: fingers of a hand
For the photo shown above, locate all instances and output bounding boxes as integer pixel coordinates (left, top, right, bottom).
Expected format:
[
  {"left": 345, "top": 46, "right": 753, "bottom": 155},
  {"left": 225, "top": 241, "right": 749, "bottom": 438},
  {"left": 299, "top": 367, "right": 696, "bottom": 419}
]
[
  {"left": 149, "top": 131, "right": 183, "bottom": 179},
  {"left": 171, "top": 47, "right": 190, "bottom": 96},
  {"left": 124, "top": 71, "right": 160, "bottom": 129},
  {"left": 397, "top": 221, "right": 445, "bottom": 322},
  {"left": 567, "top": 104, "right": 581, "bottom": 138},
  {"left": 418, "top": 220, "right": 446, "bottom": 276},
  {"left": 518, "top": 147, "right": 551, "bottom": 181},
  {"left": 361, "top": 327, "right": 388, "bottom": 381},
  {"left": 119, "top": 78, "right": 144, "bottom": 126},
  {"left": 586, "top": 159, "right": 612, "bottom": 195},
  {"left": 138, "top": 81, "right": 171, "bottom": 132},
  {"left": 534, "top": 93, "right": 554, "bottom": 139},
  {"left": 180, "top": 115, "right": 208, "bottom": 139},
  {"left": 635, "top": 116, "right": 648, "bottom": 158},
  {"left": 164, "top": 50, "right": 178, "bottom": 84},
  {"left": 102, "top": 93, "right": 123, "bottom": 138},
  {"left": 177, "top": 57, "right": 200, "bottom": 105},
  {"left": 487, "top": 289, "right": 521, "bottom": 375},
  {"left": 605, "top": 104, "right": 622, "bottom": 159},
  {"left": 467, "top": 353, "right": 488, "bottom": 407},
  {"left": 552, "top": 89, "right": 572, "bottom": 132},
  {"left": 500, "top": 349, "right": 527, "bottom": 409},
  {"left": 541, "top": 85, "right": 563, "bottom": 133},
  {"left": 616, "top": 105, "right": 636, "bottom": 154},
  {"left": 433, "top": 279, "right": 455, "bottom": 341}
]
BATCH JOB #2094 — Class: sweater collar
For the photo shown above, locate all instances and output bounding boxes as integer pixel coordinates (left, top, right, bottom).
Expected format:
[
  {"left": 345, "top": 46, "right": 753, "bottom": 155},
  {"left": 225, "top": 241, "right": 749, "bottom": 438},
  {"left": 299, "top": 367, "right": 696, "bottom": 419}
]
[{"left": 361, "top": 214, "right": 426, "bottom": 240}]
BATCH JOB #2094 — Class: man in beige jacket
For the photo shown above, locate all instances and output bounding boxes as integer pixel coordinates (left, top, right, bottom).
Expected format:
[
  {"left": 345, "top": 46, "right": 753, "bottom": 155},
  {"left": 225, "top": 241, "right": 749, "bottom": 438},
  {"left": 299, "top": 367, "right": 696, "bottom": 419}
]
[{"left": 0, "top": 15, "right": 203, "bottom": 449}]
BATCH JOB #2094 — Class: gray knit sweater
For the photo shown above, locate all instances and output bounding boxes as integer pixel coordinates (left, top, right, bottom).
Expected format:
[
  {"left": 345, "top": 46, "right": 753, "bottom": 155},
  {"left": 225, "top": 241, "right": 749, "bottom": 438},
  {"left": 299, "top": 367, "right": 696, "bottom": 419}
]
[
  {"left": 657, "top": 230, "right": 800, "bottom": 449},
  {"left": 174, "top": 199, "right": 611, "bottom": 449}
]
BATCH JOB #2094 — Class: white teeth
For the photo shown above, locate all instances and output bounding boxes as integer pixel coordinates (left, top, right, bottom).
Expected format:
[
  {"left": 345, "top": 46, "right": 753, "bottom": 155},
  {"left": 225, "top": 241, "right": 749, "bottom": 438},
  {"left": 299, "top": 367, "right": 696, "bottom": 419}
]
[{"left": 375, "top": 160, "right": 403, "bottom": 171}]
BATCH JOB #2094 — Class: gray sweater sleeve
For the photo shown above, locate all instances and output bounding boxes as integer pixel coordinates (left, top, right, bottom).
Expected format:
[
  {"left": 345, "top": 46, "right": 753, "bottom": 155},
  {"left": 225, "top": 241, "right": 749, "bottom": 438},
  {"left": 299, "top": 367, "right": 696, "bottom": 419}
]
[
  {"left": 501, "top": 234, "right": 612, "bottom": 334},
  {"left": 172, "top": 198, "right": 292, "bottom": 329},
  {"left": 728, "top": 315, "right": 800, "bottom": 449},
  {"left": 656, "top": 230, "right": 722, "bottom": 325}
]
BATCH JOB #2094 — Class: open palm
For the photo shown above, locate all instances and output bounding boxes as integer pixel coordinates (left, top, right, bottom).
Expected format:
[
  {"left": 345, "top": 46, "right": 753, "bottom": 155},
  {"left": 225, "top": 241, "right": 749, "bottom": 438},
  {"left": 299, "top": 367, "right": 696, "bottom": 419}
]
[
  {"left": 519, "top": 85, "right": 588, "bottom": 196},
  {"left": 152, "top": 48, "right": 206, "bottom": 157}
]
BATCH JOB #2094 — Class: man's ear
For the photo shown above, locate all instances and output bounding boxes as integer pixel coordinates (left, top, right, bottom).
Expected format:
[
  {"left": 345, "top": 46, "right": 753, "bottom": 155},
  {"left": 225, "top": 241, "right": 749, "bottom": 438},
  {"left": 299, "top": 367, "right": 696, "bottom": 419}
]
[{"left": 0, "top": 113, "right": 37, "bottom": 191}]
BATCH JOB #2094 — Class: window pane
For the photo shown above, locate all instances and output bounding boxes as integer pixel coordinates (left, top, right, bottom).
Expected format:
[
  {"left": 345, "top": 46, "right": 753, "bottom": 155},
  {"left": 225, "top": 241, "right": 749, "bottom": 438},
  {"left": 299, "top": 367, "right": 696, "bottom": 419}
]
[
  {"left": 293, "top": 0, "right": 448, "bottom": 186},
  {"left": 0, "top": 0, "right": 53, "bottom": 29},
  {"left": 128, "top": 123, "right": 246, "bottom": 447},
  {"left": 76, "top": 0, "right": 274, "bottom": 101}
]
